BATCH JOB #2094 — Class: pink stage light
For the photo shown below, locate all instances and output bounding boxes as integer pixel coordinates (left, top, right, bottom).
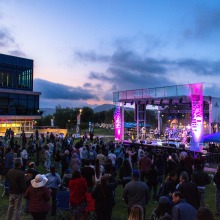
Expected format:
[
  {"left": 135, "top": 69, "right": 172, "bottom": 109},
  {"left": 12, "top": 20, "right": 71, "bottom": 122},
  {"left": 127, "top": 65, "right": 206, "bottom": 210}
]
[
  {"left": 114, "top": 106, "right": 122, "bottom": 140},
  {"left": 190, "top": 83, "right": 204, "bottom": 151}
]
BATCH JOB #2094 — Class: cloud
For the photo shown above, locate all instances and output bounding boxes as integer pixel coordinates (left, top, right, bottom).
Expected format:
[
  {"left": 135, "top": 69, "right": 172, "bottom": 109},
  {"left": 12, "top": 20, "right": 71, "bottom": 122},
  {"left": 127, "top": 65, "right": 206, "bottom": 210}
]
[
  {"left": 34, "top": 78, "right": 100, "bottom": 101},
  {"left": 0, "top": 29, "right": 14, "bottom": 48},
  {"left": 74, "top": 50, "right": 110, "bottom": 63},
  {"left": 183, "top": 7, "right": 220, "bottom": 40}
]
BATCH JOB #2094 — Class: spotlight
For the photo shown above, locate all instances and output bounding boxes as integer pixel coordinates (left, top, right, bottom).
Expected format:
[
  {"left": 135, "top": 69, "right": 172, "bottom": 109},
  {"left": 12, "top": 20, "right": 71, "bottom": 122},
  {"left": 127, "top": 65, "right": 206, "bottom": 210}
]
[
  {"left": 179, "top": 98, "right": 183, "bottom": 104},
  {"left": 131, "top": 101, "right": 134, "bottom": 105},
  {"left": 160, "top": 99, "right": 163, "bottom": 105},
  {"left": 151, "top": 99, "right": 154, "bottom": 105},
  {"left": 169, "top": 98, "right": 173, "bottom": 104}
]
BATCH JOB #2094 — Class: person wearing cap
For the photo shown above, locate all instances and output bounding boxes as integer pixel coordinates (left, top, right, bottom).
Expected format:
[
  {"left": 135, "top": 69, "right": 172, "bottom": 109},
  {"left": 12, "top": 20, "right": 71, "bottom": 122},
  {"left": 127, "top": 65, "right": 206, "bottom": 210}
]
[
  {"left": 123, "top": 170, "right": 150, "bottom": 218},
  {"left": 24, "top": 174, "right": 51, "bottom": 220},
  {"left": 6, "top": 158, "right": 26, "bottom": 220},
  {"left": 149, "top": 196, "right": 172, "bottom": 220}
]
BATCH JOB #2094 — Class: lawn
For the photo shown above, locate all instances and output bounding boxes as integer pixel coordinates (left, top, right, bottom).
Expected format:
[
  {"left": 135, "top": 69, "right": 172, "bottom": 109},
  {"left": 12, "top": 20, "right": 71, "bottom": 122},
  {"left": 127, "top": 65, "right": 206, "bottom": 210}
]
[{"left": 0, "top": 129, "right": 220, "bottom": 220}]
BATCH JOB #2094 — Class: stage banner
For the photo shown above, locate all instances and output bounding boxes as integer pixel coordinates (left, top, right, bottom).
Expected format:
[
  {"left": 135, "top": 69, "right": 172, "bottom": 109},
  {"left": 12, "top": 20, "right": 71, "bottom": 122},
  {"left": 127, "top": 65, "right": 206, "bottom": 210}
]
[
  {"left": 190, "top": 83, "right": 204, "bottom": 152},
  {"left": 114, "top": 105, "right": 123, "bottom": 141}
]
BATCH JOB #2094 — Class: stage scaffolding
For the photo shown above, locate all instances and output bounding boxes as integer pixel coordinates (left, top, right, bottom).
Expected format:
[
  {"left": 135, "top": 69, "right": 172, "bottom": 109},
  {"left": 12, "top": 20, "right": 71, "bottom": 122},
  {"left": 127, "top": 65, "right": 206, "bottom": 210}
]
[{"left": 113, "top": 83, "right": 220, "bottom": 152}]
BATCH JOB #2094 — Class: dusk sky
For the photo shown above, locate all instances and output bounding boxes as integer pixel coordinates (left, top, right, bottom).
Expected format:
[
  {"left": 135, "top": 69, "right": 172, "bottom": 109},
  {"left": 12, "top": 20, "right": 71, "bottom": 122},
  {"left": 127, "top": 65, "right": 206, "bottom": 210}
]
[{"left": 0, "top": 0, "right": 220, "bottom": 108}]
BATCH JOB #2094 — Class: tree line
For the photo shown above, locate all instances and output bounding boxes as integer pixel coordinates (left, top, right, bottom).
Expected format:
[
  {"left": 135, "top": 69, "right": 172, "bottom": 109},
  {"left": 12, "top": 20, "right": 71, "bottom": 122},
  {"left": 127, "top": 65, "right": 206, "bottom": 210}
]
[{"left": 36, "top": 105, "right": 158, "bottom": 129}]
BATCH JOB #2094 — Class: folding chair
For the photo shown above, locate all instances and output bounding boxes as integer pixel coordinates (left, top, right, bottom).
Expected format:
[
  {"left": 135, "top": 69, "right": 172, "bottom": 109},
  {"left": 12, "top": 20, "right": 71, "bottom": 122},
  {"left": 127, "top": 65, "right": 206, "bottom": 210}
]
[
  {"left": 56, "top": 190, "right": 71, "bottom": 220},
  {"left": 86, "top": 192, "right": 96, "bottom": 220}
]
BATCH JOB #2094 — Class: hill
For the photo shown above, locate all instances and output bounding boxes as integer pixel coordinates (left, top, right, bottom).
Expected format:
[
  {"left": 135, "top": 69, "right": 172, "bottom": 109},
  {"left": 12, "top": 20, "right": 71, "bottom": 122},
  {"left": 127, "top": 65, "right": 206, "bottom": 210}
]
[{"left": 93, "top": 104, "right": 115, "bottom": 113}]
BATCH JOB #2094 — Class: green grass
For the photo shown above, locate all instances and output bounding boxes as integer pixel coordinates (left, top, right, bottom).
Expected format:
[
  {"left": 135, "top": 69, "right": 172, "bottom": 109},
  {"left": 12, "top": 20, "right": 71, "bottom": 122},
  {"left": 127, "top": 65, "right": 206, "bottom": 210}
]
[{"left": 1, "top": 132, "right": 220, "bottom": 220}]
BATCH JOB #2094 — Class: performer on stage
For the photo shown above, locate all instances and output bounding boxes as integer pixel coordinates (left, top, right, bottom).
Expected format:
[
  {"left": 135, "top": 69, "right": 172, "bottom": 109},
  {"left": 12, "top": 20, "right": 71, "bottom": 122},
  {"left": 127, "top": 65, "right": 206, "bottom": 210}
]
[{"left": 140, "top": 127, "right": 146, "bottom": 140}]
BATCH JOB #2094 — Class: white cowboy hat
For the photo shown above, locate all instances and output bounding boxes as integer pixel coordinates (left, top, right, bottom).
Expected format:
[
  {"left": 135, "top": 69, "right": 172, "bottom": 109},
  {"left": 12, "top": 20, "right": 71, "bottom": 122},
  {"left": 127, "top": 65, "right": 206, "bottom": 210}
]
[{"left": 31, "top": 174, "right": 48, "bottom": 188}]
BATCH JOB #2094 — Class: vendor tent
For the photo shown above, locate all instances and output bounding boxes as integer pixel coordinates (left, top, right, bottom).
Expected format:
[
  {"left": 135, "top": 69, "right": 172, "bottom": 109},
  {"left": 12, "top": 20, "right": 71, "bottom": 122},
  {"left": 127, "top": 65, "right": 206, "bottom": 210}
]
[
  {"left": 124, "top": 122, "right": 151, "bottom": 129},
  {"left": 202, "top": 132, "right": 220, "bottom": 143}
]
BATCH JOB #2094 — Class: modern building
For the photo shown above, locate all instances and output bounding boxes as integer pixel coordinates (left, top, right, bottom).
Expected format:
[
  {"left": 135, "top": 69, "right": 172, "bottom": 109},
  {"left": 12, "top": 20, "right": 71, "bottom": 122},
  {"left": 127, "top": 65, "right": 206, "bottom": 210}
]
[{"left": 0, "top": 53, "right": 41, "bottom": 134}]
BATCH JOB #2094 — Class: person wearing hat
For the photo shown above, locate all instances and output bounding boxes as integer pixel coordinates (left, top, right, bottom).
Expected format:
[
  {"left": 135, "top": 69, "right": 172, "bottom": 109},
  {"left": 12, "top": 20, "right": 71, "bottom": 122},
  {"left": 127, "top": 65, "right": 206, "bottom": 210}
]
[
  {"left": 123, "top": 170, "right": 150, "bottom": 219},
  {"left": 24, "top": 162, "right": 39, "bottom": 213},
  {"left": 24, "top": 174, "right": 51, "bottom": 220},
  {"left": 149, "top": 196, "right": 172, "bottom": 220}
]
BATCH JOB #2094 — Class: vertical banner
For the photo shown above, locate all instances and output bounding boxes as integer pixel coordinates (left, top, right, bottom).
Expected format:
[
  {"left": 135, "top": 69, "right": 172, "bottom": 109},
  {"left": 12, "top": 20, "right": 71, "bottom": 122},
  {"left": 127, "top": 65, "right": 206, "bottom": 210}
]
[
  {"left": 190, "top": 83, "right": 204, "bottom": 152},
  {"left": 114, "top": 105, "right": 122, "bottom": 141}
]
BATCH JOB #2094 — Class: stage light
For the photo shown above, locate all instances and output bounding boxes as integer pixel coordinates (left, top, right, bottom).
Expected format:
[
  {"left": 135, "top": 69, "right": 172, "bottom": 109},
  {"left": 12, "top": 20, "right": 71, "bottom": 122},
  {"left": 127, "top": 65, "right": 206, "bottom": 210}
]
[
  {"left": 179, "top": 98, "right": 183, "bottom": 104},
  {"left": 161, "top": 114, "right": 164, "bottom": 117},
  {"left": 146, "top": 100, "right": 149, "bottom": 105},
  {"left": 151, "top": 99, "right": 154, "bottom": 105},
  {"left": 131, "top": 101, "right": 134, "bottom": 105},
  {"left": 182, "top": 114, "right": 185, "bottom": 118},
  {"left": 169, "top": 98, "right": 172, "bottom": 104},
  {"left": 160, "top": 99, "right": 163, "bottom": 105},
  {"left": 138, "top": 100, "right": 141, "bottom": 105}
]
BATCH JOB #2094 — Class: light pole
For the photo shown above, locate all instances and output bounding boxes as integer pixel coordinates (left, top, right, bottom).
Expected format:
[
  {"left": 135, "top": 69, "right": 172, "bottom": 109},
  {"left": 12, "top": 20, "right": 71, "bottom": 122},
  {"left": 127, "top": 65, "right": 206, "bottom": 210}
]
[{"left": 76, "top": 108, "right": 82, "bottom": 137}]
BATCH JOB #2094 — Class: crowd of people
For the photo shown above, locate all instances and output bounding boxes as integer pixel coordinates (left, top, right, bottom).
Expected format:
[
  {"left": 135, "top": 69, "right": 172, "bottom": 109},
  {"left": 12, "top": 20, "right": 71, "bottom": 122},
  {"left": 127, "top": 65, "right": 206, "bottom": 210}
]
[{"left": 0, "top": 129, "right": 219, "bottom": 220}]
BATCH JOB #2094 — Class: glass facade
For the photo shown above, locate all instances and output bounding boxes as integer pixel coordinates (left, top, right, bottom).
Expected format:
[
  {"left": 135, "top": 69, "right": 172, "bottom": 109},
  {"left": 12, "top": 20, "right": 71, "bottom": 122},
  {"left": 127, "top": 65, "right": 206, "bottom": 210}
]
[
  {"left": 0, "top": 54, "right": 41, "bottom": 134},
  {"left": 0, "top": 53, "right": 33, "bottom": 91},
  {"left": 0, "top": 93, "right": 39, "bottom": 115}
]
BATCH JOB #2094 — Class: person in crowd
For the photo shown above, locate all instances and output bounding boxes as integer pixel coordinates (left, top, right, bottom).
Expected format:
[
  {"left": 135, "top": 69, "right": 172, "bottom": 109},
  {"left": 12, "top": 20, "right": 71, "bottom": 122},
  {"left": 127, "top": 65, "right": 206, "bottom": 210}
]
[
  {"left": 24, "top": 162, "right": 39, "bottom": 213},
  {"left": 54, "top": 150, "right": 62, "bottom": 172},
  {"left": 147, "top": 164, "right": 159, "bottom": 200},
  {"left": 128, "top": 205, "right": 144, "bottom": 220},
  {"left": 165, "top": 155, "right": 177, "bottom": 177},
  {"left": 61, "top": 150, "right": 70, "bottom": 178},
  {"left": 150, "top": 196, "right": 172, "bottom": 220},
  {"left": 172, "top": 191, "right": 196, "bottom": 220},
  {"left": 6, "top": 158, "right": 26, "bottom": 220},
  {"left": 68, "top": 170, "right": 88, "bottom": 220},
  {"left": 89, "top": 146, "right": 97, "bottom": 165},
  {"left": 177, "top": 171, "right": 200, "bottom": 209},
  {"left": 81, "top": 146, "right": 89, "bottom": 167},
  {"left": 154, "top": 154, "right": 165, "bottom": 187},
  {"left": 45, "top": 165, "right": 61, "bottom": 216},
  {"left": 96, "top": 150, "right": 107, "bottom": 167},
  {"left": 157, "top": 171, "right": 177, "bottom": 200},
  {"left": 213, "top": 164, "right": 220, "bottom": 216},
  {"left": 70, "top": 152, "right": 81, "bottom": 172},
  {"left": 139, "top": 151, "right": 152, "bottom": 182},
  {"left": 108, "top": 149, "right": 117, "bottom": 168},
  {"left": 44, "top": 145, "right": 51, "bottom": 171},
  {"left": 94, "top": 158, "right": 104, "bottom": 186},
  {"left": 24, "top": 174, "right": 51, "bottom": 220},
  {"left": 81, "top": 159, "right": 95, "bottom": 192},
  {"left": 62, "top": 168, "right": 72, "bottom": 187},
  {"left": 192, "top": 164, "right": 211, "bottom": 207},
  {"left": 35, "top": 141, "right": 41, "bottom": 167},
  {"left": 123, "top": 170, "right": 150, "bottom": 218},
  {"left": 4, "top": 147, "right": 14, "bottom": 174},
  {"left": 92, "top": 174, "right": 117, "bottom": 220},
  {"left": 183, "top": 151, "right": 194, "bottom": 180},
  {"left": 21, "top": 146, "right": 28, "bottom": 171},
  {"left": 196, "top": 207, "right": 215, "bottom": 220},
  {"left": 119, "top": 153, "right": 132, "bottom": 188}
]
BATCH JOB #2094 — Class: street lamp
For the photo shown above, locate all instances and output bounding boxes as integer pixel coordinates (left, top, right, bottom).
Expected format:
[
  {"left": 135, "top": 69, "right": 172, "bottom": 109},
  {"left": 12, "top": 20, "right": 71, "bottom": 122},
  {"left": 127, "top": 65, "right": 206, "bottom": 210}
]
[{"left": 76, "top": 108, "right": 82, "bottom": 137}]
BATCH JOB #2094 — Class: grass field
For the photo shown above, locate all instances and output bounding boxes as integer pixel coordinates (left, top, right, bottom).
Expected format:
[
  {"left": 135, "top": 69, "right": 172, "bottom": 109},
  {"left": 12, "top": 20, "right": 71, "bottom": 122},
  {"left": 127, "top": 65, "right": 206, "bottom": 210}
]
[{"left": 0, "top": 129, "right": 220, "bottom": 220}]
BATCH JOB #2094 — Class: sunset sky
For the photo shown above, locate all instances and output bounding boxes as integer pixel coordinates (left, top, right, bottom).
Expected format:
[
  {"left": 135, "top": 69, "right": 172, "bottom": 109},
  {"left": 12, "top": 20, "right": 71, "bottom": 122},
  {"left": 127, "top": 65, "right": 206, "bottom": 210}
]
[{"left": 0, "top": 0, "right": 220, "bottom": 108}]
